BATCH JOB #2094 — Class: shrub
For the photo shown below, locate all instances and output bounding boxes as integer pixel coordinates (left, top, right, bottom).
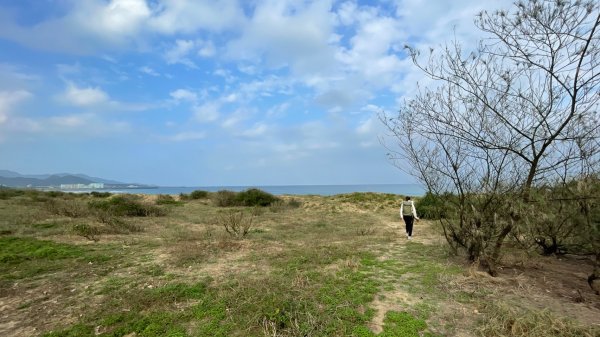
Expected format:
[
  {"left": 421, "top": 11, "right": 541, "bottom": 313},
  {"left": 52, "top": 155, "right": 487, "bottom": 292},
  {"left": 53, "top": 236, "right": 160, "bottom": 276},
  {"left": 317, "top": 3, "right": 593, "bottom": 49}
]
[
  {"left": 287, "top": 198, "right": 302, "bottom": 208},
  {"left": 46, "top": 191, "right": 67, "bottom": 198},
  {"left": 45, "top": 199, "right": 90, "bottom": 218},
  {"left": 212, "top": 190, "right": 238, "bottom": 207},
  {"left": 216, "top": 210, "right": 255, "bottom": 238},
  {"left": 72, "top": 223, "right": 101, "bottom": 242},
  {"left": 88, "top": 195, "right": 165, "bottom": 217},
  {"left": 415, "top": 192, "right": 448, "bottom": 219},
  {"left": 90, "top": 191, "right": 112, "bottom": 198},
  {"left": 155, "top": 194, "right": 183, "bottom": 206},
  {"left": 269, "top": 198, "right": 302, "bottom": 212},
  {"left": 235, "top": 188, "right": 279, "bottom": 207},
  {"left": 190, "top": 190, "right": 209, "bottom": 199},
  {"left": 0, "top": 188, "right": 25, "bottom": 200}
]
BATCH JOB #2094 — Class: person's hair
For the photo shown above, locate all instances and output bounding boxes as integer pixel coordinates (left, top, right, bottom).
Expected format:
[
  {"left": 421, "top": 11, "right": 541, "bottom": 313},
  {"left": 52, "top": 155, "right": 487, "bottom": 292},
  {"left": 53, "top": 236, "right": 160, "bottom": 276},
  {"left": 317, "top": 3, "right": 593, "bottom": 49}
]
[{"left": 405, "top": 196, "right": 411, "bottom": 201}]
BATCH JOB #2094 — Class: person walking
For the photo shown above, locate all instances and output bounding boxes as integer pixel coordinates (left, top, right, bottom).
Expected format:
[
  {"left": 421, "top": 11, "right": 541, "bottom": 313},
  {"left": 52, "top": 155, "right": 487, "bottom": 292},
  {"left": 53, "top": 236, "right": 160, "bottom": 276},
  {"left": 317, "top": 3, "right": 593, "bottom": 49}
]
[{"left": 400, "top": 196, "right": 419, "bottom": 240}]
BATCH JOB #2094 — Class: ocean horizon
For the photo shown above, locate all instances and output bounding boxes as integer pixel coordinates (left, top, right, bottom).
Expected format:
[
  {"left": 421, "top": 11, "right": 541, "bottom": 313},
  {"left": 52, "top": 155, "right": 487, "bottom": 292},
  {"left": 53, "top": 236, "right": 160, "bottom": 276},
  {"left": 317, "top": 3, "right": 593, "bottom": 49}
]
[{"left": 103, "top": 183, "right": 426, "bottom": 197}]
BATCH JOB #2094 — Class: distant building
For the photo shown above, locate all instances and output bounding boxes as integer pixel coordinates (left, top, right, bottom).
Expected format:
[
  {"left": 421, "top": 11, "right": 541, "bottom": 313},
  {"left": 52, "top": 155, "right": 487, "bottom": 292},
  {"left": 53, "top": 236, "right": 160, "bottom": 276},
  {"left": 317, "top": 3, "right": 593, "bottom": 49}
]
[{"left": 60, "top": 183, "right": 104, "bottom": 189}]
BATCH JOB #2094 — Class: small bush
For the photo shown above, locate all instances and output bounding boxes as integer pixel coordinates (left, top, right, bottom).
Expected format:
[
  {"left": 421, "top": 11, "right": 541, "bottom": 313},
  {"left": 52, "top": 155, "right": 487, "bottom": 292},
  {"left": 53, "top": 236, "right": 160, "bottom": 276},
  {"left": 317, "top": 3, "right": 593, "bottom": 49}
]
[
  {"left": 269, "top": 198, "right": 302, "bottom": 212},
  {"left": 90, "top": 191, "right": 112, "bottom": 198},
  {"left": 287, "top": 198, "right": 302, "bottom": 208},
  {"left": 46, "top": 191, "right": 67, "bottom": 198},
  {"left": 190, "top": 190, "right": 209, "bottom": 199},
  {"left": 72, "top": 223, "right": 101, "bottom": 242},
  {"left": 155, "top": 194, "right": 183, "bottom": 206},
  {"left": 212, "top": 190, "right": 238, "bottom": 207},
  {"left": 216, "top": 210, "right": 255, "bottom": 238},
  {"left": 45, "top": 199, "right": 90, "bottom": 218},
  {"left": 179, "top": 193, "right": 190, "bottom": 200},
  {"left": 235, "top": 188, "right": 280, "bottom": 207},
  {"left": 88, "top": 195, "right": 165, "bottom": 217}
]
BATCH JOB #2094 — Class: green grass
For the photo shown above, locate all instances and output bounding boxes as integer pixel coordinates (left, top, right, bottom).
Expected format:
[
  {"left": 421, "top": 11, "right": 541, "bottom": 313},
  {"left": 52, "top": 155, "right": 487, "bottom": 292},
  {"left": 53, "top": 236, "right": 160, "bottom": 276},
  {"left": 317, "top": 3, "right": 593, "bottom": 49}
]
[{"left": 0, "top": 236, "right": 86, "bottom": 264}]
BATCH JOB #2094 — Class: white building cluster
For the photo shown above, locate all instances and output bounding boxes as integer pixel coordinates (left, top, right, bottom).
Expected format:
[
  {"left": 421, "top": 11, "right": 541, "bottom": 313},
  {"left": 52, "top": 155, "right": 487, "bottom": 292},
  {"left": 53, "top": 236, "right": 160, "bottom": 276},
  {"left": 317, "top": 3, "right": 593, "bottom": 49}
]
[{"left": 60, "top": 183, "right": 104, "bottom": 189}]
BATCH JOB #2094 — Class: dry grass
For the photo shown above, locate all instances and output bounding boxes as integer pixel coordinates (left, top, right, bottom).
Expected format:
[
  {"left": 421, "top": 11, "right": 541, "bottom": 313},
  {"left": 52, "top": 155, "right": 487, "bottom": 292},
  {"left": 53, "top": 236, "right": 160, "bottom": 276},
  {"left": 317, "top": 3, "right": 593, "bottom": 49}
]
[{"left": 0, "top": 191, "right": 598, "bottom": 337}]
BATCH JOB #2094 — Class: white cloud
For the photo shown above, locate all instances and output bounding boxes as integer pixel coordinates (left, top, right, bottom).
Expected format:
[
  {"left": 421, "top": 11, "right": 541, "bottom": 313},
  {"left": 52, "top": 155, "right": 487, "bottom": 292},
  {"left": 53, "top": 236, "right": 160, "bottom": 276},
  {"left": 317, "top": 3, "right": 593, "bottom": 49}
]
[
  {"left": 0, "top": 90, "right": 32, "bottom": 123},
  {"left": 0, "top": 64, "right": 40, "bottom": 90},
  {"left": 0, "top": 0, "right": 242, "bottom": 54},
  {"left": 164, "top": 39, "right": 198, "bottom": 68},
  {"left": 165, "top": 131, "right": 206, "bottom": 142},
  {"left": 149, "top": 0, "right": 244, "bottom": 34},
  {"left": 356, "top": 117, "right": 374, "bottom": 134},
  {"left": 240, "top": 123, "right": 268, "bottom": 137},
  {"left": 197, "top": 40, "right": 216, "bottom": 58},
  {"left": 267, "top": 102, "right": 290, "bottom": 118},
  {"left": 62, "top": 83, "right": 109, "bottom": 107},
  {"left": 1, "top": 112, "right": 131, "bottom": 138},
  {"left": 170, "top": 89, "right": 198, "bottom": 102},
  {"left": 193, "top": 102, "right": 220, "bottom": 122},
  {"left": 46, "top": 113, "right": 131, "bottom": 134},
  {"left": 139, "top": 66, "right": 160, "bottom": 76},
  {"left": 227, "top": 0, "right": 337, "bottom": 74},
  {"left": 336, "top": 1, "right": 359, "bottom": 26},
  {"left": 49, "top": 114, "right": 89, "bottom": 128},
  {"left": 336, "top": 13, "right": 404, "bottom": 85},
  {"left": 222, "top": 93, "right": 238, "bottom": 103},
  {"left": 78, "top": 0, "right": 151, "bottom": 38},
  {"left": 361, "top": 104, "right": 383, "bottom": 114}
]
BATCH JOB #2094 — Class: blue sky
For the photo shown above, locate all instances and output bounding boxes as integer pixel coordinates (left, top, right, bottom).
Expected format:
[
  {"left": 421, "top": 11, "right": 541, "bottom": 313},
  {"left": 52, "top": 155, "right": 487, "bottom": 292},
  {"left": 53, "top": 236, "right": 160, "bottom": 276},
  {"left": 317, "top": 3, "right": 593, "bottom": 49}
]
[{"left": 0, "top": 0, "right": 512, "bottom": 186}]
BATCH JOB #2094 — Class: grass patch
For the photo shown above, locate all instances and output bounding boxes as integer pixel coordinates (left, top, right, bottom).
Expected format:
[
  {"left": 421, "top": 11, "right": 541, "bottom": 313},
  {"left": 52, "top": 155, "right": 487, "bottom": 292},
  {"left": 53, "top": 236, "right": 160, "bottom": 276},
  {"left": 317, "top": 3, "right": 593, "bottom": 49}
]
[
  {"left": 0, "top": 236, "right": 113, "bottom": 281},
  {"left": 0, "top": 236, "right": 86, "bottom": 264}
]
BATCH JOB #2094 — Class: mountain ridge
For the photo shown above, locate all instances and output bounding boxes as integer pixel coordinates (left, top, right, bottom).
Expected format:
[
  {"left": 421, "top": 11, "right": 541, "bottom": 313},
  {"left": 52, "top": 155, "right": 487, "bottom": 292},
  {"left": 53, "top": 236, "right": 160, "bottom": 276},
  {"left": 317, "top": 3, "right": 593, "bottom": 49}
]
[{"left": 0, "top": 170, "right": 134, "bottom": 187}]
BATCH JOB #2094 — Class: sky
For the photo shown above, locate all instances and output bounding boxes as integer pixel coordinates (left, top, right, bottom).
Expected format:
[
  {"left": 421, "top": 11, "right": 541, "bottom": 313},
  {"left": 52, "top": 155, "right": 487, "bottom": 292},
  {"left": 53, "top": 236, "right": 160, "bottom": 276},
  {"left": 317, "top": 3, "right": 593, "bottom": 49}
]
[{"left": 0, "top": 0, "right": 513, "bottom": 186}]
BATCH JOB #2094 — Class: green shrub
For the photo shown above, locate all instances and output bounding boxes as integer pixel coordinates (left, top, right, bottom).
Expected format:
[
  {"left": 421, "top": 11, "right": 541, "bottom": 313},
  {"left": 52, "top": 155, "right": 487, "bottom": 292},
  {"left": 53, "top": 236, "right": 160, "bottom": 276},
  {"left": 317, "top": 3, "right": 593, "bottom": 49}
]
[
  {"left": 416, "top": 192, "right": 451, "bottom": 219},
  {"left": 190, "top": 190, "right": 209, "bottom": 199},
  {"left": 155, "top": 194, "right": 183, "bottom": 206},
  {"left": 46, "top": 191, "right": 67, "bottom": 198},
  {"left": 90, "top": 191, "right": 112, "bottom": 198},
  {"left": 235, "top": 188, "right": 279, "bottom": 207},
  {"left": 212, "top": 190, "right": 238, "bottom": 207},
  {"left": 88, "top": 195, "right": 165, "bottom": 217},
  {"left": 0, "top": 188, "right": 26, "bottom": 200}
]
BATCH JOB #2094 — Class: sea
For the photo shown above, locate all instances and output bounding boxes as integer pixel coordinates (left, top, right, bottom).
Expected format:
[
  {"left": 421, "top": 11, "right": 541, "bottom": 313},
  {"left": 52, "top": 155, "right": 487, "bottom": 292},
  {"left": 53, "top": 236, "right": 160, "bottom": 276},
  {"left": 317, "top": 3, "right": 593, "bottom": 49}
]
[{"left": 102, "top": 184, "right": 426, "bottom": 197}]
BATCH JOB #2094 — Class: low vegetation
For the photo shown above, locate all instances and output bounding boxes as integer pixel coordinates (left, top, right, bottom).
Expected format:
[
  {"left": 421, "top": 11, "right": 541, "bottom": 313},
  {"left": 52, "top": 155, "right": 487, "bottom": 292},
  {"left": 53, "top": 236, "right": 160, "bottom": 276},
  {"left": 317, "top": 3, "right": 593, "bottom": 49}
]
[{"left": 0, "top": 189, "right": 597, "bottom": 336}]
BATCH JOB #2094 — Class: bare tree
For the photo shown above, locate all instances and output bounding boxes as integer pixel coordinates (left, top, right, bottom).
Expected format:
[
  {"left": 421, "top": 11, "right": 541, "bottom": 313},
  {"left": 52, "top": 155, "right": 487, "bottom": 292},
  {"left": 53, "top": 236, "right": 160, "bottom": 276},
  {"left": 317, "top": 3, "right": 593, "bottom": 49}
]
[{"left": 381, "top": 0, "right": 599, "bottom": 276}]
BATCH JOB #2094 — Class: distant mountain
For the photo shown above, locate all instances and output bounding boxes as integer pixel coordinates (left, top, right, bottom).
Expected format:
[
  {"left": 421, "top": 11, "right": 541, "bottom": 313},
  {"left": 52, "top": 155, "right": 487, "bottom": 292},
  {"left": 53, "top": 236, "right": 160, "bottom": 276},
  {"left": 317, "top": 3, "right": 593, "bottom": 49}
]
[
  {"left": 0, "top": 170, "right": 124, "bottom": 184},
  {"left": 53, "top": 173, "right": 124, "bottom": 185},
  {"left": 0, "top": 174, "right": 94, "bottom": 187},
  {"left": 0, "top": 170, "right": 23, "bottom": 178},
  {"left": 0, "top": 170, "right": 127, "bottom": 187}
]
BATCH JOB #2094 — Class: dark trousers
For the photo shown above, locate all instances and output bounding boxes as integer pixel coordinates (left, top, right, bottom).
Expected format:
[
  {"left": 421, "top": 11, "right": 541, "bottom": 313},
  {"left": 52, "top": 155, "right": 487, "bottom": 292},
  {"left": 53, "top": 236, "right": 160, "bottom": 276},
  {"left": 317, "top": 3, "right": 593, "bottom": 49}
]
[{"left": 403, "top": 215, "right": 414, "bottom": 236}]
